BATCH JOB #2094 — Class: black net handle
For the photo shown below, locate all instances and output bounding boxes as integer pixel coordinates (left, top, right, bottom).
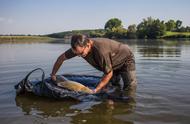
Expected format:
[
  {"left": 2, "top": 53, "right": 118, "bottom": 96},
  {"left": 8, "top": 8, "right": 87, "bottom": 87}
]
[{"left": 24, "top": 68, "right": 45, "bottom": 83}]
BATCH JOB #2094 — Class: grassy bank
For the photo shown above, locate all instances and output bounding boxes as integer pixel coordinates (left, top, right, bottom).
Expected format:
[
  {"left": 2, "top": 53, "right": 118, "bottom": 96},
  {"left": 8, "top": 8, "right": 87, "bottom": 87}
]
[
  {"left": 0, "top": 36, "right": 56, "bottom": 43},
  {"left": 162, "top": 32, "right": 190, "bottom": 38}
]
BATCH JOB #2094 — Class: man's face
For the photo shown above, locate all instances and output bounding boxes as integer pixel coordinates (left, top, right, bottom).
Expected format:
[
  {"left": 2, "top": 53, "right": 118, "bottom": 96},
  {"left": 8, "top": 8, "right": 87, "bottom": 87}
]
[{"left": 72, "top": 44, "right": 90, "bottom": 57}]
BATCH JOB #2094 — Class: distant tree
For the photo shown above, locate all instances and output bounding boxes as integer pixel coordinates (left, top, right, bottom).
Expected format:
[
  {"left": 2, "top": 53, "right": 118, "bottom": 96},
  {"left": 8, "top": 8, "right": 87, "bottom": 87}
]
[
  {"left": 137, "top": 17, "right": 153, "bottom": 38},
  {"left": 165, "top": 20, "right": 176, "bottom": 31},
  {"left": 137, "top": 17, "right": 166, "bottom": 39},
  {"left": 105, "top": 27, "right": 127, "bottom": 39},
  {"left": 185, "top": 26, "right": 190, "bottom": 32},
  {"left": 104, "top": 18, "right": 127, "bottom": 38},
  {"left": 177, "top": 26, "right": 190, "bottom": 32},
  {"left": 89, "top": 30, "right": 105, "bottom": 37},
  {"left": 127, "top": 24, "right": 137, "bottom": 39},
  {"left": 178, "top": 26, "right": 186, "bottom": 32},
  {"left": 136, "top": 22, "right": 147, "bottom": 38},
  {"left": 176, "top": 20, "right": 182, "bottom": 30},
  {"left": 104, "top": 18, "right": 123, "bottom": 31},
  {"left": 147, "top": 19, "right": 166, "bottom": 38}
]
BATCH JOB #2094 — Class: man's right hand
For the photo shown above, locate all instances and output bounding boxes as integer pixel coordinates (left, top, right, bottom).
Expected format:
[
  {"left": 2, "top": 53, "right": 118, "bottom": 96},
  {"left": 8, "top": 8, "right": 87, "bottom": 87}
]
[{"left": 51, "top": 74, "right": 57, "bottom": 81}]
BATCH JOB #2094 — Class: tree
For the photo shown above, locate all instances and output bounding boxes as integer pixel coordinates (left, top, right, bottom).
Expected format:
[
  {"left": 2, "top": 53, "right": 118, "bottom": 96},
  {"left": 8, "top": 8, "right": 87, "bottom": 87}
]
[
  {"left": 147, "top": 19, "right": 166, "bottom": 38},
  {"left": 127, "top": 24, "right": 137, "bottom": 39},
  {"left": 104, "top": 27, "right": 127, "bottom": 39},
  {"left": 89, "top": 30, "right": 105, "bottom": 37},
  {"left": 104, "top": 18, "right": 123, "bottom": 31},
  {"left": 165, "top": 20, "right": 176, "bottom": 31},
  {"left": 137, "top": 17, "right": 154, "bottom": 38},
  {"left": 178, "top": 26, "right": 186, "bottom": 32},
  {"left": 137, "top": 17, "right": 166, "bottom": 39},
  {"left": 104, "top": 18, "right": 127, "bottom": 38},
  {"left": 185, "top": 26, "right": 190, "bottom": 32},
  {"left": 176, "top": 20, "right": 182, "bottom": 30},
  {"left": 136, "top": 22, "right": 147, "bottom": 38}
]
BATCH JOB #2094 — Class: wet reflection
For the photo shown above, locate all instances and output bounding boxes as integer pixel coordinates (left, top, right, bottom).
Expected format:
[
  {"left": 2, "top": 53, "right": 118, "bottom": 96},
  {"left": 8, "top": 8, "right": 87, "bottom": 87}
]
[
  {"left": 70, "top": 90, "right": 136, "bottom": 124},
  {"left": 15, "top": 89, "right": 137, "bottom": 123},
  {"left": 119, "top": 39, "right": 190, "bottom": 58},
  {"left": 137, "top": 40, "right": 182, "bottom": 58},
  {"left": 15, "top": 94, "right": 79, "bottom": 117}
]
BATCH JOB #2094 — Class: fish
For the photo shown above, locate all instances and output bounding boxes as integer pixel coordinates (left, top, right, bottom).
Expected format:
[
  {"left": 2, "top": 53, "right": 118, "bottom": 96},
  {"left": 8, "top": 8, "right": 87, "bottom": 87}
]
[{"left": 56, "top": 76, "right": 93, "bottom": 94}]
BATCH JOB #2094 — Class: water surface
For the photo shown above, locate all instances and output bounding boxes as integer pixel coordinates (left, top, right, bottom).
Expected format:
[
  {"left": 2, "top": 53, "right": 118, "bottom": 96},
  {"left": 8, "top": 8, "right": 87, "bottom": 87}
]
[{"left": 0, "top": 39, "right": 190, "bottom": 124}]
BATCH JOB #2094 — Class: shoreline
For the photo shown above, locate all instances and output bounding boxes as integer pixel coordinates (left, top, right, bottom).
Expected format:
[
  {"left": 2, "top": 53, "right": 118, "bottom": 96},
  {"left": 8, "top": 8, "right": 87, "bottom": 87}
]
[
  {"left": 0, "top": 36, "right": 58, "bottom": 44},
  {"left": 0, "top": 35, "right": 190, "bottom": 44}
]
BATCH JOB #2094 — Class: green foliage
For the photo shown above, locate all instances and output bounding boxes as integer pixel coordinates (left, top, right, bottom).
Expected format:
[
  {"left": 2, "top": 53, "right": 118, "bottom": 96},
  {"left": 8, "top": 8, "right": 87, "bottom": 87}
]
[
  {"left": 45, "top": 17, "right": 189, "bottom": 40},
  {"left": 176, "top": 20, "right": 182, "bottom": 30},
  {"left": 0, "top": 36, "right": 54, "bottom": 43},
  {"left": 105, "top": 27, "right": 127, "bottom": 39},
  {"left": 165, "top": 20, "right": 176, "bottom": 31},
  {"left": 104, "top": 18, "right": 123, "bottom": 31},
  {"left": 104, "top": 18, "right": 128, "bottom": 38},
  {"left": 89, "top": 30, "right": 106, "bottom": 38},
  {"left": 47, "top": 29, "right": 105, "bottom": 38},
  {"left": 163, "top": 34, "right": 190, "bottom": 38},
  {"left": 127, "top": 24, "right": 137, "bottom": 39},
  {"left": 137, "top": 17, "right": 166, "bottom": 39},
  {"left": 162, "top": 31, "right": 190, "bottom": 38},
  {"left": 177, "top": 26, "right": 190, "bottom": 32}
]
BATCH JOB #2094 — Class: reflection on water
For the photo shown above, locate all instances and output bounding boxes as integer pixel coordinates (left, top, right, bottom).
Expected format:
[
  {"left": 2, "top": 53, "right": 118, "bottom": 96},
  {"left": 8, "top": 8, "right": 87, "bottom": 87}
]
[
  {"left": 119, "top": 39, "right": 188, "bottom": 58},
  {"left": 137, "top": 40, "right": 182, "bottom": 58},
  {"left": 138, "top": 46, "right": 181, "bottom": 58},
  {"left": 0, "top": 39, "right": 190, "bottom": 124},
  {"left": 15, "top": 92, "right": 136, "bottom": 124},
  {"left": 71, "top": 100, "right": 136, "bottom": 124},
  {"left": 15, "top": 94, "right": 78, "bottom": 117}
]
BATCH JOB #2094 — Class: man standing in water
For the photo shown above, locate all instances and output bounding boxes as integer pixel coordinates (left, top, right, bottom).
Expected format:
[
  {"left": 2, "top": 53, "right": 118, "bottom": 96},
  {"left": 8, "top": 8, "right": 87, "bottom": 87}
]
[{"left": 51, "top": 34, "right": 137, "bottom": 93}]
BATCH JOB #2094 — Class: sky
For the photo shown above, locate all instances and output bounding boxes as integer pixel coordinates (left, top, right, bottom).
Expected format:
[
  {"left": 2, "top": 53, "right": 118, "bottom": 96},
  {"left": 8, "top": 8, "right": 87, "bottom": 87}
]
[{"left": 0, "top": 0, "right": 190, "bottom": 35}]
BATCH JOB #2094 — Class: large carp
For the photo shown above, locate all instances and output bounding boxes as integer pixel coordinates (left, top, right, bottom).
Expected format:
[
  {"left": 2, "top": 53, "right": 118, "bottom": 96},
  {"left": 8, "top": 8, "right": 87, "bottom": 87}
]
[{"left": 56, "top": 76, "right": 93, "bottom": 94}]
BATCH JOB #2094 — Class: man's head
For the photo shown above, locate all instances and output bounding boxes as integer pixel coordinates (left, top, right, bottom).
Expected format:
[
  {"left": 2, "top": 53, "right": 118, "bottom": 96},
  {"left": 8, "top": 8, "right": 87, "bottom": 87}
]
[{"left": 71, "top": 34, "right": 92, "bottom": 57}]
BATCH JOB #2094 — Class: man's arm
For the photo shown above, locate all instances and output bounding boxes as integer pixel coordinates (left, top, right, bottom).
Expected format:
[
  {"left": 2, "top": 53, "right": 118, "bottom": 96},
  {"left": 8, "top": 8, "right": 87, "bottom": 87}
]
[
  {"left": 93, "top": 70, "right": 113, "bottom": 93},
  {"left": 51, "top": 53, "right": 67, "bottom": 81}
]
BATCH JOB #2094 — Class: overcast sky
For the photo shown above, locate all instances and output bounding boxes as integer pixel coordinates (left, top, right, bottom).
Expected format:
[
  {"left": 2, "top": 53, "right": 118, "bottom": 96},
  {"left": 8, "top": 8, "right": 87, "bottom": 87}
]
[{"left": 0, "top": 0, "right": 190, "bottom": 35}]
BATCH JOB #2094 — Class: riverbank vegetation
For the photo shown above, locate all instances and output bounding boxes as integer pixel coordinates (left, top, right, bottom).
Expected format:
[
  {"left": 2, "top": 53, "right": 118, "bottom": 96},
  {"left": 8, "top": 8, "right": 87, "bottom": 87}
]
[
  {"left": 1, "top": 17, "right": 190, "bottom": 42},
  {"left": 162, "top": 31, "right": 190, "bottom": 38},
  {"left": 46, "top": 17, "right": 190, "bottom": 39},
  {"left": 0, "top": 35, "right": 56, "bottom": 43}
]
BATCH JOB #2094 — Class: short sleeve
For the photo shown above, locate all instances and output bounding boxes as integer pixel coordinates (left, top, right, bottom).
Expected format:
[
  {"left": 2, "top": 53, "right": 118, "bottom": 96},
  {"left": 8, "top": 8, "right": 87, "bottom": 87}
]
[{"left": 65, "top": 48, "right": 77, "bottom": 59}]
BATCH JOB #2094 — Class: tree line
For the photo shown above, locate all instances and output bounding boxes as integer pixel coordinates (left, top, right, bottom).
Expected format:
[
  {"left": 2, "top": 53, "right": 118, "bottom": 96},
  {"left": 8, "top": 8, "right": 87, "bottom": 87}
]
[
  {"left": 102, "top": 17, "right": 190, "bottom": 39},
  {"left": 47, "top": 17, "right": 190, "bottom": 39}
]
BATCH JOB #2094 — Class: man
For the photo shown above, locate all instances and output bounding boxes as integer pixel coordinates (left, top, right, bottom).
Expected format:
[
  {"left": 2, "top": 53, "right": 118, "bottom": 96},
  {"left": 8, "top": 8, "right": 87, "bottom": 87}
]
[{"left": 51, "top": 34, "right": 137, "bottom": 94}]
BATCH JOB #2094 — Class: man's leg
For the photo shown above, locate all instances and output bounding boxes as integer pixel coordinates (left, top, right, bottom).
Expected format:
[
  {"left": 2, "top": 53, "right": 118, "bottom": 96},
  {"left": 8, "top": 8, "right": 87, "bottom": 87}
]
[
  {"left": 120, "top": 70, "right": 137, "bottom": 98},
  {"left": 121, "top": 70, "right": 137, "bottom": 90},
  {"left": 120, "top": 71, "right": 129, "bottom": 90},
  {"left": 110, "top": 71, "right": 121, "bottom": 87}
]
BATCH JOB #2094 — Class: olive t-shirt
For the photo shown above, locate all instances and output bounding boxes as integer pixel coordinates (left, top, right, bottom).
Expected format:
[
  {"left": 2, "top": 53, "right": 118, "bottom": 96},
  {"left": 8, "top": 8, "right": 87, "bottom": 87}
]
[{"left": 65, "top": 38, "right": 135, "bottom": 74}]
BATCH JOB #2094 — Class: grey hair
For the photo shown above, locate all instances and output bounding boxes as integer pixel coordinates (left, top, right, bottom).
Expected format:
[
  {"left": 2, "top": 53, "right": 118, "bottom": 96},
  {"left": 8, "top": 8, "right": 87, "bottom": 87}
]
[{"left": 71, "top": 34, "right": 89, "bottom": 49}]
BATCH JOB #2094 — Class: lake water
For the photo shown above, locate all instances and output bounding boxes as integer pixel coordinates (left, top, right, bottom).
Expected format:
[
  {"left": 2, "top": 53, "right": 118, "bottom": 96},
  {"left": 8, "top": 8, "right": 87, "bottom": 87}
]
[{"left": 0, "top": 39, "right": 190, "bottom": 124}]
